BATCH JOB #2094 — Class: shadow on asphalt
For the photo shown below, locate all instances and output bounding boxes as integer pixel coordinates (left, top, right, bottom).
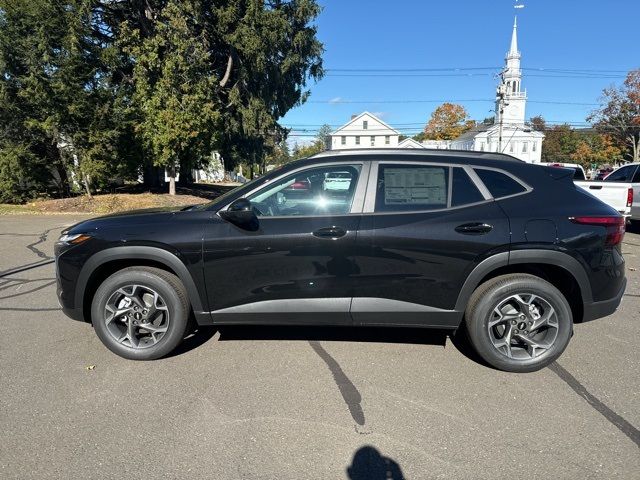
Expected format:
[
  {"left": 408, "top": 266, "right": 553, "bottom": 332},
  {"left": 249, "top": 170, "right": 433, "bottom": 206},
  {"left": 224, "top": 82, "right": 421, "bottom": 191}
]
[
  {"left": 626, "top": 220, "right": 640, "bottom": 235},
  {"left": 169, "top": 322, "right": 491, "bottom": 367}
]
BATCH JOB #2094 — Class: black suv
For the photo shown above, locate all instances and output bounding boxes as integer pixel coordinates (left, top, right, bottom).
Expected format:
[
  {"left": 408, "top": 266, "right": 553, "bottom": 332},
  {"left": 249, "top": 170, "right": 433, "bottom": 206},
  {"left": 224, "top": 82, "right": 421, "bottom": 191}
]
[{"left": 55, "top": 150, "right": 627, "bottom": 372}]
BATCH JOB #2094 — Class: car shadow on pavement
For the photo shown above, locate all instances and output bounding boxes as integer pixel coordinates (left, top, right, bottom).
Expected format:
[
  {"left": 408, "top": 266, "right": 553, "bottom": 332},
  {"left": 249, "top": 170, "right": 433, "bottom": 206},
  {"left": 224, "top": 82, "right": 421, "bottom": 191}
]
[
  {"left": 213, "top": 324, "right": 449, "bottom": 347},
  {"left": 168, "top": 323, "right": 496, "bottom": 368}
]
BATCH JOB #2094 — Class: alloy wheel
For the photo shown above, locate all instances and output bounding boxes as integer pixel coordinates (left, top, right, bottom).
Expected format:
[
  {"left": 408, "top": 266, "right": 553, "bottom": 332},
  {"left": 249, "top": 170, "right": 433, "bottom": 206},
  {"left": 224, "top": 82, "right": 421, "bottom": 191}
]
[
  {"left": 487, "top": 293, "right": 559, "bottom": 360},
  {"left": 103, "top": 284, "right": 170, "bottom": 349}
]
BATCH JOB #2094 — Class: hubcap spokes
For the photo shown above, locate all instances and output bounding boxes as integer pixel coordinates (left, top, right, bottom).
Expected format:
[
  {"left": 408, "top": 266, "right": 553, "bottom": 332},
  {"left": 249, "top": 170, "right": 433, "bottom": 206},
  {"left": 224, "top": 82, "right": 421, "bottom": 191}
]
[
  {"left": 488, "top": 293, "right": 558, "bottom": 360},
  {"left": 104, "top": 284, "right": 169, "bottom": 349}
]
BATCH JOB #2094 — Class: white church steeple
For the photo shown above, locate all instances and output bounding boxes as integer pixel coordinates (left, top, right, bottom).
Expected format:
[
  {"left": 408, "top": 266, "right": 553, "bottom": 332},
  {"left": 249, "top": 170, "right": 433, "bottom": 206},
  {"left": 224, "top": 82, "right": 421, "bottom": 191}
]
[{"left": 496, "top": 16, "right": 527, "bottom": 126}]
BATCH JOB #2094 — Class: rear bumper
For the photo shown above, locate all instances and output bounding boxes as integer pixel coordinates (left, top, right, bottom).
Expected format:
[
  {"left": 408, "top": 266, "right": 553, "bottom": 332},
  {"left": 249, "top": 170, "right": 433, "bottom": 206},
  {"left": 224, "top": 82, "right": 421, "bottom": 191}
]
[{"left": 582, "top": 277, "right": 626, "bottom": 322}]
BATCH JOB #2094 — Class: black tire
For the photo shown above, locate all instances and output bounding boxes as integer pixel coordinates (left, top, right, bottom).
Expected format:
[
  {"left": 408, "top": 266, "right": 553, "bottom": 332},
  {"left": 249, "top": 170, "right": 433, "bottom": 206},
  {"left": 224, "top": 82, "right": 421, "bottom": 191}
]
[
  {"left": 465, "top": 273, "right": 573, "bottom": 373},
  {"left": 91, "top": 266, "right": 190, "bottom": 360}
]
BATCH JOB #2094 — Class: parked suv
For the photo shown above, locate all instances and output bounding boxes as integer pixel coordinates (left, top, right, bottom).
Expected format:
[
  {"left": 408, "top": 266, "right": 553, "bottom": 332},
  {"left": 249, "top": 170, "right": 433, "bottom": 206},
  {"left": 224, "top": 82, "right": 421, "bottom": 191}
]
[{"left": 55, "top": 150, "right": 627, "bottom": 372}]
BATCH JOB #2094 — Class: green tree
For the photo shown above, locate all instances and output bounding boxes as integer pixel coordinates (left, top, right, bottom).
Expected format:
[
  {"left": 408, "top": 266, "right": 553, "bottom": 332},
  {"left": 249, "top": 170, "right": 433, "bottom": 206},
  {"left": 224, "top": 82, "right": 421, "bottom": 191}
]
[{"left": 540, "top": 124, "right": 581, "bottom": 163}]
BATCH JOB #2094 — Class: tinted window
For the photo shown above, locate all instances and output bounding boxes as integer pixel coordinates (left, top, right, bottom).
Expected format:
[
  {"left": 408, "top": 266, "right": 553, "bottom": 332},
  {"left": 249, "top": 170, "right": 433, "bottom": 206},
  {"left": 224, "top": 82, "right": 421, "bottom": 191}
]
[
  {"left": 605, "top": 165, "right": 636, "bottom": 182},
  {"left": 248, "top": 165, "right": 361, "bottom": 217},
  {"left": 475, "top": 169, "right": 526, "bottom": 198},
  {"left": 451, "top": 168, "right": 484, "bottom": 206},
  {"left": 572, "top": 168, "right": 586, "bottom": 180},
  {"left": 633, "top": 166, "right": 640, "bottom": 183},
  {"left": 375, "top": 164, "right": 448, "bottom": 212}
]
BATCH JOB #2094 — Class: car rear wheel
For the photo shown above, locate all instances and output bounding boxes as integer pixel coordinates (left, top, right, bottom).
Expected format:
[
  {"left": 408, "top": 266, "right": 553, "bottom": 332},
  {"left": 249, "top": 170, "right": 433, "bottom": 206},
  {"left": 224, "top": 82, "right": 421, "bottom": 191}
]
[
  {"left": 465, "top": 274, "right": 573, "bottom": 372},
  {"left": 91, "top": 267, "right": 190, "bottom": 360}
]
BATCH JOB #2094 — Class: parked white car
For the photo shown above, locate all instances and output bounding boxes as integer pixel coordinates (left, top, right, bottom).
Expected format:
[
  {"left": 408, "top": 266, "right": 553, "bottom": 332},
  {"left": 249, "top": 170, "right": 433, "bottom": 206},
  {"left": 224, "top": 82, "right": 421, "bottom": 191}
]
[
  {"left": 323, "top": 171, "right": 353, "bottom": 191},
  {"left": 602, "top": 163, "right": 640, "bottom": 221},
  {"left": 542, "top": 162, "right": 634, "bottom": 218}
]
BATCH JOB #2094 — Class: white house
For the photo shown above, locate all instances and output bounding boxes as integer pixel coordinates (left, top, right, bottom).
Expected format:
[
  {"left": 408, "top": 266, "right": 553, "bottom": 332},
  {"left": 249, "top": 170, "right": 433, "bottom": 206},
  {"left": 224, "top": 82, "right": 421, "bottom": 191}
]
[
  {"left": 397, "top": 137, "right": 425, "bottom": 149},
  {"left": 449, "top": 17, "right": 544, "bottom": 163},
  {"left": 329, "top": 112, "right": 400, "bottom": 150}
]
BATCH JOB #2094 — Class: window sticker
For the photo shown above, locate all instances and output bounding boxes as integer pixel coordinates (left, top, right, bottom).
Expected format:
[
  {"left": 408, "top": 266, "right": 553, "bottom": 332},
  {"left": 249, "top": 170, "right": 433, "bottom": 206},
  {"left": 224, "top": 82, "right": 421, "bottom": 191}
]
[{"left": 383, "top": 167, "right": 446, "bottom": 205}]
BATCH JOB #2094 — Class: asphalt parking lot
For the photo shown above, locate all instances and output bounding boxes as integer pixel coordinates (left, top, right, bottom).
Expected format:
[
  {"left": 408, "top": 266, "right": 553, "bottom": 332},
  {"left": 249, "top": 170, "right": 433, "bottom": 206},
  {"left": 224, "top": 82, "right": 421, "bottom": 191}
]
[{"left": 1, "top": 214, "right": 638, "bottom": 479}]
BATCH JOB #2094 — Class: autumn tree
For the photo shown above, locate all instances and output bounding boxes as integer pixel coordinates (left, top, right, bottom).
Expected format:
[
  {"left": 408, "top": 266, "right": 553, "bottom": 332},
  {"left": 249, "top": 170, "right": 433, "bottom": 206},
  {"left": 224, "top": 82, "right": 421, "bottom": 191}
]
[
  {"left": 570, "top": 134, "right": 623, "bottom": 167},
  {"left": 588, "top": 69, "right": 640, "bottom": 162},
  {"left": 419, "top": 103, "right": 475, "bottom": 141},
  {"left": 540, "top": 124, "right": 581, "bottom": 163}
]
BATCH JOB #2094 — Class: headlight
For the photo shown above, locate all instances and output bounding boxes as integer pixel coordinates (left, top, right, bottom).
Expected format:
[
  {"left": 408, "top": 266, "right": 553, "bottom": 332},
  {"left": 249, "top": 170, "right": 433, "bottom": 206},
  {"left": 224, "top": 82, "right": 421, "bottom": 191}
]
[{"left": 57, "top": 233, "right": 92, "bottom": 245}]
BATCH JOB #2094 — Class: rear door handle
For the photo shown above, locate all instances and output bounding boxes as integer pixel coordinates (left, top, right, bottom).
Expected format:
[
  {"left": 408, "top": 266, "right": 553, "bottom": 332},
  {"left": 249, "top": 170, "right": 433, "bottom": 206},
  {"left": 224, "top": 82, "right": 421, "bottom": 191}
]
[
  {"left": 313, "top": 226, "right": 347, "bottom": 239},
  {"left": 455, "top": 223, "right": 493, "bottom": 235}
]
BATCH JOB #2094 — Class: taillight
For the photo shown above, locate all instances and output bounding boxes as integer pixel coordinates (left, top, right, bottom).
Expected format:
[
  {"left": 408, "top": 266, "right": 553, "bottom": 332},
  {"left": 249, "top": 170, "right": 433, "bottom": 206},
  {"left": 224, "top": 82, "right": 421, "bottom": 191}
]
[
  {"left": 627, "top": 188, "right": 633, "bottom": 208},
  {"left": 570, "top": 216, "right": 626, "bottom": 246}
]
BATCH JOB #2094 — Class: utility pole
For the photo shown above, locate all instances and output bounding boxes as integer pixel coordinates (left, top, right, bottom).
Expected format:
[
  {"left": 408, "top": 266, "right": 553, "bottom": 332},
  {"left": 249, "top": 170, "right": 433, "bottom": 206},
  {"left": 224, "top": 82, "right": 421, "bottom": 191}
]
[{"left": 496, "top": 70, "right": 508, "bottom": 153}]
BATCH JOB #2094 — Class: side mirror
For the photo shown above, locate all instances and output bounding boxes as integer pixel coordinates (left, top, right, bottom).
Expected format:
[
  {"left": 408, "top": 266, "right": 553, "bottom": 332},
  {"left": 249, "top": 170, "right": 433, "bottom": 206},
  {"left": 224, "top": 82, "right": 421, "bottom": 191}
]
[{"left": 220, "top": 198, "right": 259, "bottom": 231}]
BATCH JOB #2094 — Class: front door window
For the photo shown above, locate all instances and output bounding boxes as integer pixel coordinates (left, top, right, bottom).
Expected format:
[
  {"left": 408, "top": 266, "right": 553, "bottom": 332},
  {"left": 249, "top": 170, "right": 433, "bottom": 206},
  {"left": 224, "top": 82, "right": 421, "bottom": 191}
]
[{"left": 247, "top": 165, "right": 361, "bottom": 217}]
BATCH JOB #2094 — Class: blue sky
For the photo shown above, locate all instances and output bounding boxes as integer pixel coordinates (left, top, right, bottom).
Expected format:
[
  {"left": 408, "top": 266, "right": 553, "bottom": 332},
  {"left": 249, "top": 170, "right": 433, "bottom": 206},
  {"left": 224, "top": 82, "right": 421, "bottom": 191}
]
[{"left": 282, "top": 0, "right": 639, "bottom": 143}]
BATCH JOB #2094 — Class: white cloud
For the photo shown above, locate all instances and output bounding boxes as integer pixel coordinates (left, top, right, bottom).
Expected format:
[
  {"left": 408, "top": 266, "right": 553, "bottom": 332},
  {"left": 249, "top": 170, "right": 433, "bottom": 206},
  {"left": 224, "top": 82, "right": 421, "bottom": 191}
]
[
  {"left": 372, "top": 111, "right": 387, "bottom": 119},
  {"left": 328, "top": 97, "right": 343, "bottom": 104}
]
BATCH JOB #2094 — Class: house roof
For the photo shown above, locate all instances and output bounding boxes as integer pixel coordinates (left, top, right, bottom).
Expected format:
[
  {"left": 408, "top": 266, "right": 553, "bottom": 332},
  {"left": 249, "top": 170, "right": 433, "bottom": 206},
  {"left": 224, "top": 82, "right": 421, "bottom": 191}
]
[
  {"left": 330, "top": 111, "right": 400, "bottom": 136},
  {"left": 398, "top": 138, "right": 425, "bottom": 149}
]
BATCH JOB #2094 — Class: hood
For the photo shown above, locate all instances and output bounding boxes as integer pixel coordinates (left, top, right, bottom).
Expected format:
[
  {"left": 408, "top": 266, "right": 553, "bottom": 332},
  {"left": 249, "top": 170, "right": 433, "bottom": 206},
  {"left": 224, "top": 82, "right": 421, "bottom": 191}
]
[{"left": 64, "top": 205, "right": 189, "bottom": 235}]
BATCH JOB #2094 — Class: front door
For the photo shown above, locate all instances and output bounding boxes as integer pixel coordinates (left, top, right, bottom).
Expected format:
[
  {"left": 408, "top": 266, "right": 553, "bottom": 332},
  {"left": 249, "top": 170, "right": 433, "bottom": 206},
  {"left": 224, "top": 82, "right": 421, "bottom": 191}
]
[
  {"left": 351, "top": 161, "right": 511, "bottom": 327},
  {"left": 203, "top": 162, "right": 368, "bottom": 324}
]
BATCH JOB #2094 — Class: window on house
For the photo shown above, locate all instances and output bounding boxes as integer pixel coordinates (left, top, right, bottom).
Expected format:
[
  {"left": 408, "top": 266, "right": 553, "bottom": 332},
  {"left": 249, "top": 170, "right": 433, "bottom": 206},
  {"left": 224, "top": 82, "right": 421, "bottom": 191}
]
[
  {"left": 522, "top": 142, "right": 528, "bottom": 153},
  {"left": 341, "top": 136, "right": 346, "bottom": 145},
  {"left": 532, "top": 142, "right": 537, "bottom": 152},
  {"left": 355, "top": 136, "right": 360, "bottom": 145},
  {"left": 509, "top": 143, "right": 514, "bottom": 153},
  {"left": 370, "top": 136, "right": 375, "bottom": 146},
  {"left": 363, "top": 120, "right": 368, "bottom": 130},
  {"left": 480, "top": 143, "right": 485, "bottom": 151},
  {"left": 385, "top": 135, "right": 390, "bottom": 145}
]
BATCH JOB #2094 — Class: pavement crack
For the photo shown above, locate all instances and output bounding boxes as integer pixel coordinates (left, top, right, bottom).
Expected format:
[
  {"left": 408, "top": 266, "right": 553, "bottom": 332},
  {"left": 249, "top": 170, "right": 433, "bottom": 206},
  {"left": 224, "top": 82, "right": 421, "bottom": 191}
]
[
  {"left": 549, "top": 362, "right": 640, "bottom": 447},
  {"left": 25, "top": 227, "right": 57, "bottom": 260},
  {"left": 309, "top": 341, "right": 365, "bottom": 426}
]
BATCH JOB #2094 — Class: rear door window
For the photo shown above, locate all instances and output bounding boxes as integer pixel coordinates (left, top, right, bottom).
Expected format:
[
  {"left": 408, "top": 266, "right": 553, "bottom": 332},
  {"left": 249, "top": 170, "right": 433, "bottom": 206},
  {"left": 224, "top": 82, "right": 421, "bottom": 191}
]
[
  {"left": 633, "top": 166, "right": 640, "bottom": 183},
  {"left": 451, "top": 168, "right": 485, "bottom": 206},
  {"left": 605, "top": 165, "right": 636, "bottom": 182},
  {"left": 375, "top": 164, "right": 448, "bottom": 212},
  {"left": 474, "top": 168, "right": 527, "bottom": 198}
]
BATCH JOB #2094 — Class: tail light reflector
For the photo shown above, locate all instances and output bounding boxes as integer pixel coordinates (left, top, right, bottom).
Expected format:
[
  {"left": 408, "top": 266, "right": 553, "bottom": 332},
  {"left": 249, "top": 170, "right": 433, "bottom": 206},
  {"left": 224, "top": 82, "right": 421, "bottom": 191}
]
[
  {"left": 627, "top": 188, "right": 633, "bottom": 208},
  {"left": 570, "top": 216, "right": 626, "bottom": 246}
]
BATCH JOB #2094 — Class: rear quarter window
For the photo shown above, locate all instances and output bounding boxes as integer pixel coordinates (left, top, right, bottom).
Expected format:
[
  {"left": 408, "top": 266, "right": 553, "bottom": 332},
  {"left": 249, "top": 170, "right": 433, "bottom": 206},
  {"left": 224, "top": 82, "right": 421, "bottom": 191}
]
[{"left": 474, "top": 168, "right": 527, "bottom": 198}]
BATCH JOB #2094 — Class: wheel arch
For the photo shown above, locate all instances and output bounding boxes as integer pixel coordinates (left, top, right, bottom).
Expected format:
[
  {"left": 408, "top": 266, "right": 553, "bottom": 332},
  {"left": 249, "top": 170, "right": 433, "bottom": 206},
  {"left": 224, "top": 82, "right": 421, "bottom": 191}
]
[
  {"left": 76, "top": 246, "right": 206, "bottom": 323},
  {"left": 455, "top": 250, "right": 592, "bottom": 322}
]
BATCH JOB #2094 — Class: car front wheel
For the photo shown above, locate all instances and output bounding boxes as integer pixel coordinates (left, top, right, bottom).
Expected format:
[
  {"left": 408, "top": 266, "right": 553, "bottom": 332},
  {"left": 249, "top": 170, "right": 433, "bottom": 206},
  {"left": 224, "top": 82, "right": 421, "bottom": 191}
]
[
  {"left": 465, "top": 274, "right": 573, "bottom": 373},
  {"left": 91, "top": 266, "right": 190, "bottom": 360}
]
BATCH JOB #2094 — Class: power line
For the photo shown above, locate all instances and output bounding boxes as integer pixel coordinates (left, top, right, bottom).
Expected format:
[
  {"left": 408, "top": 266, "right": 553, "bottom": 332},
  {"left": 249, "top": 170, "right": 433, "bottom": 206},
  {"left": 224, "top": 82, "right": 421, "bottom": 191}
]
[{"left": 307, "top": 98, "right": 599, "bottom": 106}]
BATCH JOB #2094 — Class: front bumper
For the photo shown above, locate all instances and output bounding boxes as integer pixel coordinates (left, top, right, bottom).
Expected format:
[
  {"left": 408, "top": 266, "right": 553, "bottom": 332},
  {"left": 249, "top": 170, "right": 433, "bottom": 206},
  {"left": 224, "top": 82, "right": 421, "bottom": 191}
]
[{"left": 582, "top": 277, "right": 627, "bottom": 322}]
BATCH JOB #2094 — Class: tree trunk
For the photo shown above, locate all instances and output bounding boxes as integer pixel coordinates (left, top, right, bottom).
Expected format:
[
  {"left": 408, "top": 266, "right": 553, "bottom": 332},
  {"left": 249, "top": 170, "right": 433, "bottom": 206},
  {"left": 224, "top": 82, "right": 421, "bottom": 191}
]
[
  {"left": 83, "top": 174, "right": 93, "bottom": 200},
  {"left": 168, "top": 165, "right": 176, "bottom": 195}
]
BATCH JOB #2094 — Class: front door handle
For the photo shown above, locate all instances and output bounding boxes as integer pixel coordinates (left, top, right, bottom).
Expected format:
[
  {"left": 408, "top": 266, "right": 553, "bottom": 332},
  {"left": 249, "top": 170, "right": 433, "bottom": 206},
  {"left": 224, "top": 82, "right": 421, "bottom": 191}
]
[
  {"left": 455, "top": 223, "right": 493, "bottom": 235},
  {"left": 313, "top": 226, "right": 347, "bottom": 239}
]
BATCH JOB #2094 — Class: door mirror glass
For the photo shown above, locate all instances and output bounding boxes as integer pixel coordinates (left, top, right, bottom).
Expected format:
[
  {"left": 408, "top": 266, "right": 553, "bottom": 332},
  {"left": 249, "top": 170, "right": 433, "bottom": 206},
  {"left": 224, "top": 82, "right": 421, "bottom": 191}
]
[{"left": 220, "top": 198, "right": 258, "bottom": 230}]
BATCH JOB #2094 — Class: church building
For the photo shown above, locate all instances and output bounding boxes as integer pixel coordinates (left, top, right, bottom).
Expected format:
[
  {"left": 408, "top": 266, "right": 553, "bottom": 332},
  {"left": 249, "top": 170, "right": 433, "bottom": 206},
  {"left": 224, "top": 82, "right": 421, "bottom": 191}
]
[{"left": 450, "top": 17, "right": 544, "bottom": 162}]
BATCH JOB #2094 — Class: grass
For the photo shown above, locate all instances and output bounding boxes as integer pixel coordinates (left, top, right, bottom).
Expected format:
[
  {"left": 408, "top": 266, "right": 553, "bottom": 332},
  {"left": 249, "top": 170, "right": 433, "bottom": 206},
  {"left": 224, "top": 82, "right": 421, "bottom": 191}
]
[{"left": 0, "top": 192, "right": 210, "bottom": 215}]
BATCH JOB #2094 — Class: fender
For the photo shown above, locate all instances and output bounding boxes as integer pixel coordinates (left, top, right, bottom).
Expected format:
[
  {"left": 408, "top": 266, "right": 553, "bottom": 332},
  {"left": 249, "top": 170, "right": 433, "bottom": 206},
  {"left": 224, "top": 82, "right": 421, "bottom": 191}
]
[
  {"left": 75, "top": 246, "right": 209, "bottom": 322},
  {"left": 454, "top": 249, "right": 592, "bottom": 313}
]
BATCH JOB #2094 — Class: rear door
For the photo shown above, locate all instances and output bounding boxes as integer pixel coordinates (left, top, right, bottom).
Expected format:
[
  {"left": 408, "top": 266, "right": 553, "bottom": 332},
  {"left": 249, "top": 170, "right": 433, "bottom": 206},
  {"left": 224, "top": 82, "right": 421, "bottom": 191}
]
[{"left": 351, "top": 161, "right": 511, "bottom": 327}]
